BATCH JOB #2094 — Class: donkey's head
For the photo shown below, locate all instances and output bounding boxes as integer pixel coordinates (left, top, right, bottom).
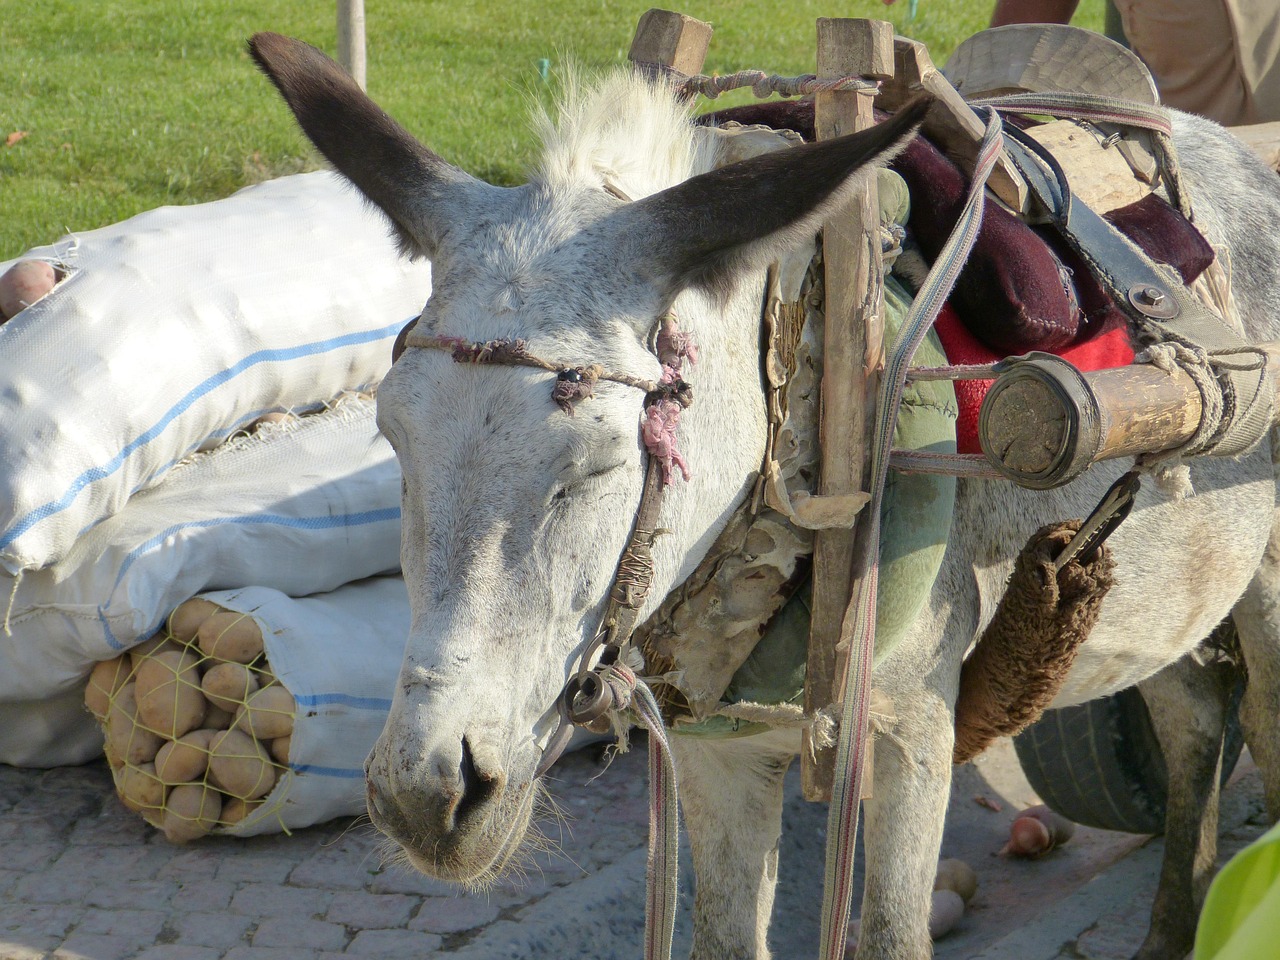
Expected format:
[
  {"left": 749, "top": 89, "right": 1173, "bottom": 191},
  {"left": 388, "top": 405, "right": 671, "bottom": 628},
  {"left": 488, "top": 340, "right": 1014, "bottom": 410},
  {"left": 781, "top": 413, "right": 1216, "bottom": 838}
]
[{"left": 250, "top": 32, "right": 923, "bottom": 884}]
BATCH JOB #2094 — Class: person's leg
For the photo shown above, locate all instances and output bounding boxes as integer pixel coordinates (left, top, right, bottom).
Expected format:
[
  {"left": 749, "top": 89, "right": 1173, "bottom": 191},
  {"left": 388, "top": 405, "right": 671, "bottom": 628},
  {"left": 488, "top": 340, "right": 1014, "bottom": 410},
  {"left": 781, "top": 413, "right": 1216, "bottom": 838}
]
[{"left": 1113, "top": 0, "right": 1252, "bottom": 125}]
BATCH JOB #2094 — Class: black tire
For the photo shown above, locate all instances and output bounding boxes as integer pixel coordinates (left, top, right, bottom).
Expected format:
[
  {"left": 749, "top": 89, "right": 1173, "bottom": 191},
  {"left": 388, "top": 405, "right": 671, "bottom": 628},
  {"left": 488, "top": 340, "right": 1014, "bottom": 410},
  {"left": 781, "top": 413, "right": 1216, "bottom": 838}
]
[{"left": 1012, "top": 682, "right": 1244, "bottom": 835}]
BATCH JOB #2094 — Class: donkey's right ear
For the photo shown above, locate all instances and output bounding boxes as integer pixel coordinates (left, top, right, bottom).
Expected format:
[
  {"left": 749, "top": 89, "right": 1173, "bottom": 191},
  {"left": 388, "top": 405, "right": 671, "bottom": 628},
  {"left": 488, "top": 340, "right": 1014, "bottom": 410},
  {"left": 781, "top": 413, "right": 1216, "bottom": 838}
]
[{"left": 248, "top": 32, "right": 486, "bottom": 258}]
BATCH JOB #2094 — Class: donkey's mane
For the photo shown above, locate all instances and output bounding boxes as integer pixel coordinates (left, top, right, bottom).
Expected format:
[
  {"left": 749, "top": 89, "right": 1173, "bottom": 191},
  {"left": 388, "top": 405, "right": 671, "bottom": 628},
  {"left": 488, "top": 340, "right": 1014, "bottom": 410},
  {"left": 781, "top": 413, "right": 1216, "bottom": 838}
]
[{"left": 530, "top": 69, "right": 719, "bottom": 200}]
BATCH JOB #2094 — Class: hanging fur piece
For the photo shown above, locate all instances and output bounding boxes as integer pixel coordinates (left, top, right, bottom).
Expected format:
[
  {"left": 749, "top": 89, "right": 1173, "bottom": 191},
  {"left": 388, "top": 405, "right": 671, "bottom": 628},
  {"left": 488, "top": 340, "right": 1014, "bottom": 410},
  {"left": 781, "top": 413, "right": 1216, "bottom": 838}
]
[{"left": 952, "top": 519, "right": 1115, "bottom": 764}]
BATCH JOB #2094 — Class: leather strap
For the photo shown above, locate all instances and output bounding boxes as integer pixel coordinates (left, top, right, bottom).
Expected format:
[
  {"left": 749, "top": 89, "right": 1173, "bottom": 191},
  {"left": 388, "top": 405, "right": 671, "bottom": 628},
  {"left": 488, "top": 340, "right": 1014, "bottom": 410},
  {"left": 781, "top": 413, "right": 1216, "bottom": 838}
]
[{"left": 1002, "top": 126, "right": 1274, "bottom": 459}]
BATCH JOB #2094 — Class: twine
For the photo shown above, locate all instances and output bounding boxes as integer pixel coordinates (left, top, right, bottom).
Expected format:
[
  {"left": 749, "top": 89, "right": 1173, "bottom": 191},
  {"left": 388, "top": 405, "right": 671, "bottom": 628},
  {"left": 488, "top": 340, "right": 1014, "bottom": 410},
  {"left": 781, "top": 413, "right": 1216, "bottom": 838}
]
[{"left": 677, "top": 69, "right": 878, "bottom": 101}]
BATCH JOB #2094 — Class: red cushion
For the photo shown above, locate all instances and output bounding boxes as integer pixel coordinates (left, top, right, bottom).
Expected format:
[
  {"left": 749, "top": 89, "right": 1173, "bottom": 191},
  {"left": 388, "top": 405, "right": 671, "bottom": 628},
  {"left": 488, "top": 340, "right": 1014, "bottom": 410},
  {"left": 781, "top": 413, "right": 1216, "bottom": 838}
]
[{"left": 932, "top": 303, "right": 1135, "bottom": 454}]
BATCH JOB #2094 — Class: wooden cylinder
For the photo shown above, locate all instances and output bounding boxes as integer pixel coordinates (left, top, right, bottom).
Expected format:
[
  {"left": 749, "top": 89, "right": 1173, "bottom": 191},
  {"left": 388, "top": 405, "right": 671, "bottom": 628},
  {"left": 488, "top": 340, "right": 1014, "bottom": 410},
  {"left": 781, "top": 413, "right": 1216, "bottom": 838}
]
[
  {"left": 802, "top": 17, "right": 894, "bottom": 804},
  {"left": 337, "top": 0, "right": 367, "bottom": 91},
  {"left": 978, "top": 345, "right": 1280, "bottom": 487}
]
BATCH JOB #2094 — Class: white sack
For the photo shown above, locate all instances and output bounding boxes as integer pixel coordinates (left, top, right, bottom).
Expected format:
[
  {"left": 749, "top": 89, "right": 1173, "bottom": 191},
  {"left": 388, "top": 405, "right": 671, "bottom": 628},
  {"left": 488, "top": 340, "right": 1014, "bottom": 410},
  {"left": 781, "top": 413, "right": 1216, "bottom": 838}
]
[
  {"left": 0, "top": 396, "right": 401, "bottom": 710},
  {"left": 0, "top": 691, "right": 103, "bottom": 768},
  {"left": 197, "top": 577, "right": 410, "bottom": 836},
  {"left": 0, "top": 170, "right": 428, "bottom": 573}
]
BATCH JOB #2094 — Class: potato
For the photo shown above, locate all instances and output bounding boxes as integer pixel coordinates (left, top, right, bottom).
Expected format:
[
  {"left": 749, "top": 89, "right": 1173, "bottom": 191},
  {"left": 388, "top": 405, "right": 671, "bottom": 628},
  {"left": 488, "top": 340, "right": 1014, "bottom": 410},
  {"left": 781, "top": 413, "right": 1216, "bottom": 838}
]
[
  {"left": 169, "top": 597, "right": 221, "bottom": 644},
  {"left": 84, "top": 656, "right": 131, "bottom": 720},
  {"left": 105, "top": 683, "right": 163, "bottom": 765},
  {"left": 129, "top": 634, "right": 182, "bottom": 672},
  {"left": 135, "top": 650, "right": 206, "bottom": 738},
  {"left": 929, "top": 889, "right": 965, "bottom": 940},
  {"left": 232, "top": 686, "right": 295, "bottom": 741},
  {"left": 1001, "top": 804, "right": 1076, "bottom": 858},
  {"left": 119, "top": 762, "right": 166, "bottom": 813},
  {"left": 103, "top": 738, "right": 125, "bottom": 772},
  {"left": 254, "top": 663, "right": 279, "bottom": 687},
  {"left": 196, "top": 612, "right": 263, "bottom": 663},
  {"left": 0, "top": 260, "right": 57, "bottom": 320},
  {"left": 1002, "top": 816, "right": 1052, "bottom": 857},
  {"left": 155, "top": 729, "right": 215, "bottom": 783},
  {"left": 933, "top": 858, "right": 978, "bottom": 904},
  {"left": 220, "top": 796, "right": 266, "bottom": 826},
  {"left": 250, "top": 412, "right": 291, "bottom": 432},
  {"left": 1021, "top": 804, "right": 1077, "bottom": 846},
  {"left": 201, "top": 662, "right": 259, "bottom": 713},
  {"left": 208, "top": 729, "right": 276, "bottom": 800},
  {"left": 202, "top": 704, "right": 235, "bottom": 730},
  {"left": 162, "top": 783, "right": 222, "bottom": 843},
  {"left": 269, "top": 734, "right": 291, "bottom": 766}
]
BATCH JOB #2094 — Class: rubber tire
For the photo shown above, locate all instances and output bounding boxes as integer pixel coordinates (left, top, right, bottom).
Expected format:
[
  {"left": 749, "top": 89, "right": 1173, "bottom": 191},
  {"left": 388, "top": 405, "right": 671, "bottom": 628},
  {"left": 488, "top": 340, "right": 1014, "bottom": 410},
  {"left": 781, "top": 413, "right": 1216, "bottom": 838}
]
[{"left": 1012, "top": 683, "right": 1244, "bottom": 835}]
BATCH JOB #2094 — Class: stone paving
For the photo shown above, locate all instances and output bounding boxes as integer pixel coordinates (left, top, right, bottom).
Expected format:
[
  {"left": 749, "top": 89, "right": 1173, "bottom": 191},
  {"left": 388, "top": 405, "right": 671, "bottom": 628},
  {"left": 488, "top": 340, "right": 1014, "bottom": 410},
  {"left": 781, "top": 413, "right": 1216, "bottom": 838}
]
[{"left": 0, "top": 737, "right": 1271, "bottom": 960}]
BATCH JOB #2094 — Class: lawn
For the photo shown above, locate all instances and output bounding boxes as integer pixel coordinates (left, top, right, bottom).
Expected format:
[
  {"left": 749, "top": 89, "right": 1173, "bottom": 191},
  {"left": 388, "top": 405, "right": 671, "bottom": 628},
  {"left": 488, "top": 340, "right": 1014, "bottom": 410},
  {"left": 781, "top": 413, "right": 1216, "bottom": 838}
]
[{"left": 0, "top": 0, "right": 1105, "bottom": 260}]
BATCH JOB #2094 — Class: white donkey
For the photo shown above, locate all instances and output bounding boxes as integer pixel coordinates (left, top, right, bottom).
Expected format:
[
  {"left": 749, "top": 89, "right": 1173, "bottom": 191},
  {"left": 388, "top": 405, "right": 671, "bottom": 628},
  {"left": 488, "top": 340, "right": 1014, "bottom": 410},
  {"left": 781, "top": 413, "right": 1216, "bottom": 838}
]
[{"left": 250, "top": 33, "right": 1280, "bottom": 960}]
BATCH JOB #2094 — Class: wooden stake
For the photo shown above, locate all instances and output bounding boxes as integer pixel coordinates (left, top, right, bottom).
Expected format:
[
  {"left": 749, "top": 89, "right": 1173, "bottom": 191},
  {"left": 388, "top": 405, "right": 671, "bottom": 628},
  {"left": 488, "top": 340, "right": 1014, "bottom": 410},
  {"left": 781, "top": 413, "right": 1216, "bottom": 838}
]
[
  {"left": 336, "top": 0, "right": 367, "bottom": 91},
  {"left": 802, "top": 18, "right": 893, "bottom": 803},
  {"left": 628, "top": 8, "right": 713, "bottom": 78}
]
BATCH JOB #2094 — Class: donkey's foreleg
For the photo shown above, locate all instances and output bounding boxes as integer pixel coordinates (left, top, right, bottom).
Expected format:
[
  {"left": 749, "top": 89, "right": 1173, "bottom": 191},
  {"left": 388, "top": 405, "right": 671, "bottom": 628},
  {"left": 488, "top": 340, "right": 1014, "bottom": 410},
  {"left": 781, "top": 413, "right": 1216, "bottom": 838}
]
[
  {"left": 1133, "top": 652, "right": 1235, "bottom": 960},
  {"left": 855, "top": 680, "right": 955, "bottom": 960},
  {"left": 1232, "top": 507, "right": 1280, "bottom": 822},
  {"left": 671, "top": 728, "right": 798, "bottom": 960}
]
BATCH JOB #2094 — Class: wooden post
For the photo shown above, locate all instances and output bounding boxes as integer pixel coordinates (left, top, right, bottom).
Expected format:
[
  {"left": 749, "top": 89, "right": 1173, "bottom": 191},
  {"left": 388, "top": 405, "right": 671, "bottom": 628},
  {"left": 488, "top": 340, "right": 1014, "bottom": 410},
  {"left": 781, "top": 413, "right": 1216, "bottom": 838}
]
[
  {"left": 878, "top": 37, "right": 1027, "bottom": 212},
  {"left": 627, "top": 8, "right": 713, "bottom": 79},
  {"left": 337, "top": 0, "right": 367, "bottom": 91},
  {"left": 802, "top": 18, "right": 893, "bottom": 803}
]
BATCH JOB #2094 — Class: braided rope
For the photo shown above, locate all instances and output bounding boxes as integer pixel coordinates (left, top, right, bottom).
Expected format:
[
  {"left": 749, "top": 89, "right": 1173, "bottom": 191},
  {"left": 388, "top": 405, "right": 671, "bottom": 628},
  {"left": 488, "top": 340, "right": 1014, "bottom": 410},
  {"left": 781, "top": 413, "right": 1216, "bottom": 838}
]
[
  {"left": 406, "top": 334, "right": 658, "bottom": 395},
  {"left": 906, "top": 362, "right": 1002, "bottom": 382},
  {"left": 888, "top": 449, "right": 1005, "bottom": 478},
  {"left": 678, "top": 69, "right": 878, "bottom": 101}
]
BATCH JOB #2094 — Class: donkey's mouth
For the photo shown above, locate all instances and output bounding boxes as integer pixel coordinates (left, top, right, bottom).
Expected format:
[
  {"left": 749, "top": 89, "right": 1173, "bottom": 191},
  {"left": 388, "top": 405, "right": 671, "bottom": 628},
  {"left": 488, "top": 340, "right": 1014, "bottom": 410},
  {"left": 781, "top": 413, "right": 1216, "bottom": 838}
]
[{"left": 370, "top": 777, "right": 538, "bottom": 888}]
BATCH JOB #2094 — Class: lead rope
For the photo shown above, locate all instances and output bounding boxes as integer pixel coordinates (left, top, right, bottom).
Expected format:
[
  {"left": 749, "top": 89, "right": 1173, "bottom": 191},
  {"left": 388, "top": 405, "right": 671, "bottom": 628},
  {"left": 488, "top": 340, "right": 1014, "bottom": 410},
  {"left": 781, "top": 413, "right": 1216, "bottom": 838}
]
[{"left": 818, "top": 106, "right": 1003, "bottom": 960}]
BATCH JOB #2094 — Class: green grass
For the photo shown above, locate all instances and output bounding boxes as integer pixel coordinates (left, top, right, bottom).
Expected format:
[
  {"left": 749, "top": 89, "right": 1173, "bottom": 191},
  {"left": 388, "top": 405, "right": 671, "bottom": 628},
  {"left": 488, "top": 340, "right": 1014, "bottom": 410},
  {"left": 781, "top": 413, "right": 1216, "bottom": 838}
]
[{"left": 0, "top": 0, "right": 1104, "bottom": 260}]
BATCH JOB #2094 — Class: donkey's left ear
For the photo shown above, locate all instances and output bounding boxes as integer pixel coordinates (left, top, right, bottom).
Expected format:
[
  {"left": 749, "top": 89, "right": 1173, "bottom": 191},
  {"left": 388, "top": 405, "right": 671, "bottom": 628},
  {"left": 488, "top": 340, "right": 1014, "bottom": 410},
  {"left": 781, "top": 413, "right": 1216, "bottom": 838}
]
[
  {"left": 617, "top": 96, "right": 930, "bottom": 297},
  {"left": 248, "top": 32, "right": 489, "bottom": 259}
]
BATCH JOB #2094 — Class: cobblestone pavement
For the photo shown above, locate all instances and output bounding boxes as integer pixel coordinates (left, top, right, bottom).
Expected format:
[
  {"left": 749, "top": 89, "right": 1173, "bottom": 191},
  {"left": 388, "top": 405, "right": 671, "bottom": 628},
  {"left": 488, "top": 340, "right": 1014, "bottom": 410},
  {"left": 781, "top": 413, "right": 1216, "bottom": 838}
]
[{"left": 0, "top": 738, "right": 1270, "bottom": 960}]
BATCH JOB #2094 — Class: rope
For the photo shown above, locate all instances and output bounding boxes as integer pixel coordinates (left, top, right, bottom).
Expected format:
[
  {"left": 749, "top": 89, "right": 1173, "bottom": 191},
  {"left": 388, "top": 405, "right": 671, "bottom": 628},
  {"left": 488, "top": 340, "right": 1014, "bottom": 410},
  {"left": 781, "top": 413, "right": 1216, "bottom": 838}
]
[
  {"left": 598, "top": 663, "right": 680, "bottom": 960},
  {"left": 1135, "top": 342, "right": 1224, "bottom": 457},
  {"left": 677, "top": 69, "right": 878, "bottom": 101},
  {"left": 906, "top": 362, "right": 1001, "bottom": 382},
  {"left": 888, "top": 449, "right": 1005, "bottom": 478},
  {"left": 817, "top": 106, "right": 1004, "bottom": 960}
]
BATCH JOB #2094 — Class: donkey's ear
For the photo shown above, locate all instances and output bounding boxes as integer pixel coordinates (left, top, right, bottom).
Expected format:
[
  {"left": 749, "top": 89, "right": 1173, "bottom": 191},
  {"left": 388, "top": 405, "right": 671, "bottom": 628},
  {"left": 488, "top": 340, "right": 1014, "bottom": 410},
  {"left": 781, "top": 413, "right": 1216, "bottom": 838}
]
[
  {"left": 248, "top": 32, "right": 484, "bottom": 258},
  {"left": 619, "top": 96, "right": 931, "bottom": 297}
]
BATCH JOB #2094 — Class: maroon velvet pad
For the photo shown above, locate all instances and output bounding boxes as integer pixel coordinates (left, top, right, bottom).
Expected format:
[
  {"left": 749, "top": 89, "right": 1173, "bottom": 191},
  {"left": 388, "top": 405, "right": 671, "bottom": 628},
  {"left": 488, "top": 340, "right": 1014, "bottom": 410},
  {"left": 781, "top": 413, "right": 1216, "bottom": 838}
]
[
  {"left": 698, "top": 102, "right": 1215, "bottom": 357},
  {"left": 699, "top": 100, "right": 1081, "bottom": 352}
]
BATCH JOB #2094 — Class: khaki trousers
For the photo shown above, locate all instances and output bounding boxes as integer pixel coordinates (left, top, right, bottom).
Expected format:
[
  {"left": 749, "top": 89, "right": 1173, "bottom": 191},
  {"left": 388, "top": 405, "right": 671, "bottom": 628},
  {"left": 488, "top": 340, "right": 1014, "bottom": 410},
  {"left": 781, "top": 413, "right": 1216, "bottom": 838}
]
[{"left": 1113, "top": 0, "right": 1280, "bottom": 124}]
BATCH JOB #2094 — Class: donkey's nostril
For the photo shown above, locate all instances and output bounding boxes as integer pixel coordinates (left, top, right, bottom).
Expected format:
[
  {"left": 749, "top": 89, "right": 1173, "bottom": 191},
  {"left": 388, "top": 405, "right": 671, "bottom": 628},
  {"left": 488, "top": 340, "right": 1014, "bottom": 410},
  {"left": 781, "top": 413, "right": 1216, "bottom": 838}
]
[
  {"left": 453, "top": 736, "right": 500, "bottom": 829},
  {"left": 366, "top": 779, "right": 387, "bottom": 819}
]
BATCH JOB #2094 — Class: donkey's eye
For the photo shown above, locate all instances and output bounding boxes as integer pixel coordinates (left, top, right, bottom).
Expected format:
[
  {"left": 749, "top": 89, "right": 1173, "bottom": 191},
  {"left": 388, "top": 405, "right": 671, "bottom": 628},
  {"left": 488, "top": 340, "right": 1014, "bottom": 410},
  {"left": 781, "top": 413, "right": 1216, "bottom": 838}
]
[{"left": 549, "top": 463, "right": 626, "bottom": 507}]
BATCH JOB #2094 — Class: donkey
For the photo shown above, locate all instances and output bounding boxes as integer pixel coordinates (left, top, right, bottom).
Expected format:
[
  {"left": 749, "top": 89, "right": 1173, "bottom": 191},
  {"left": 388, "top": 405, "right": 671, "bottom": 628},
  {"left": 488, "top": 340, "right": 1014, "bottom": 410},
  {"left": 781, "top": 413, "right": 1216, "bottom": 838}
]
[{"left": 249, "top": 32, "right": 1280, "bottom": 960}]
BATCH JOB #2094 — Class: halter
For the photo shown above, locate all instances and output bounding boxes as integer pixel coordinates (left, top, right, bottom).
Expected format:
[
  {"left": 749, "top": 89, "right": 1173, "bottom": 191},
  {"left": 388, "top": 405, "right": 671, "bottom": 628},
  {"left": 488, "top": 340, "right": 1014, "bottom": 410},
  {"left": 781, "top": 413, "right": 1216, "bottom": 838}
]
[{"left": 401, "top": 313, "right": 697, "bottom": 775}]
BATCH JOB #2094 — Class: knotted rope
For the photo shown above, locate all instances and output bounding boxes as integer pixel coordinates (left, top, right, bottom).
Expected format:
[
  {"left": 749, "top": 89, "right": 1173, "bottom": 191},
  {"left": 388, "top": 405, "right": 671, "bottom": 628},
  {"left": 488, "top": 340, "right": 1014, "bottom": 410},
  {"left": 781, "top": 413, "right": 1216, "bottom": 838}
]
[{"left": 677, "top": 69, "right": 878, "bottom": 101}]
